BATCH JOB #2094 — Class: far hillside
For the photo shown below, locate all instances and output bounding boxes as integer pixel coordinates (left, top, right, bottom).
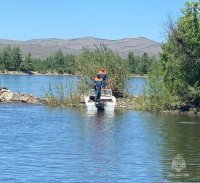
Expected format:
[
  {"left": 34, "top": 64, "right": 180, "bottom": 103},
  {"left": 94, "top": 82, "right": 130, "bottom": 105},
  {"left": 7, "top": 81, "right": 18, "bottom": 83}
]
[{"left": 0, "top": 37, "right": 161, "bottom": 59}]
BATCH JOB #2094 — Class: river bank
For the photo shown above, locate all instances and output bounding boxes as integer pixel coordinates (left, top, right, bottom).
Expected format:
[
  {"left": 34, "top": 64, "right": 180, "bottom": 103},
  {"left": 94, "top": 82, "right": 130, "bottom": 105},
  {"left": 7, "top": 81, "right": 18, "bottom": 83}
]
[{"left": 116, "top": 97, "right": 200, "bottom": 116}]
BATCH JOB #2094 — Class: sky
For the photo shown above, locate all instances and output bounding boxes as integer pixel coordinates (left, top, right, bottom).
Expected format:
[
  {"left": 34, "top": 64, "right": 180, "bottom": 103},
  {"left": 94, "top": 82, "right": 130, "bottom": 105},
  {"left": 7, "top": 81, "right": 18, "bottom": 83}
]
[{"left": 0, "top": 0, "right": 194, "bottom": 42}]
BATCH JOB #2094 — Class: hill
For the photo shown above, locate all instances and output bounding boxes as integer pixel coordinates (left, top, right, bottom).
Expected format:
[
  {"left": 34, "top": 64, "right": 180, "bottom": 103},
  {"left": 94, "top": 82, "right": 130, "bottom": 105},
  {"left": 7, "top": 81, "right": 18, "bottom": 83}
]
[{"left": 0, "top": 37, "right": 161, "bottom": 59}]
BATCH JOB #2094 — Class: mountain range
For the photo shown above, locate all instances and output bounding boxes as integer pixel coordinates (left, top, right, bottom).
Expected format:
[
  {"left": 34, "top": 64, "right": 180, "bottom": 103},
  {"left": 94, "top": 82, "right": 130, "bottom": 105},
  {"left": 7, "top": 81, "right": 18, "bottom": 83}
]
[{"left": 0, "top": 37, "right": 161, "bottom": 59}]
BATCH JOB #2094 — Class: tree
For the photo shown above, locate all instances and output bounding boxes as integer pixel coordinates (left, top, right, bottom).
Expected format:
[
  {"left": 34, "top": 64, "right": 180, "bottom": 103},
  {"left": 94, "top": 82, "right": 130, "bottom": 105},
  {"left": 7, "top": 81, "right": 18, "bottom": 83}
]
[
  {"left": 12, "top": 47, "right": 22, "bottom": 70},
  {"left": 65, "top": 54, "right": 76, "bottom": 74},
  {"left": 128, "top": 52, "right": 137, "bottom": 73},
  {"left": 20, "top": 53, "right": 33, "bottom": 72},
  {"left": 54, "top": 50, "right": 65, "bottom": 66},
  {"left": 140, "top": 53, "right": 149, "bottom": 74},
  {"left": 150, "top": 1, "right": 200, "bottom": 108},
  {"left": 1, "top": 46, "right": 13, "bottom": 70},
  {"left": 52, "top": 50, "right": 65, "bottom": 73},
  {"left": 128, "top": 52, "right": 157, "bottom": 74},
  {"left": 0, "top": 46, "right": 23, "bottom": 71}
]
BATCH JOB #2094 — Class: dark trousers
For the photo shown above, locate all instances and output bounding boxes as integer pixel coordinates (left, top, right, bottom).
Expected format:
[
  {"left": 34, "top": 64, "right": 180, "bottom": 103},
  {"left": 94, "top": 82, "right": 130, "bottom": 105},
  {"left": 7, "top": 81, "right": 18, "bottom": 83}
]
[{"left": 95, "top": 88, "right": 101, "bottom": 100}]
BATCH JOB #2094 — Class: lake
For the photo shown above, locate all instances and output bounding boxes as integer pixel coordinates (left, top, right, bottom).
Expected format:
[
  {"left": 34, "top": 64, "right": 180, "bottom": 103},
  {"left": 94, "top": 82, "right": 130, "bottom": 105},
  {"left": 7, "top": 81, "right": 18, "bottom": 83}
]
[{"left": 0, "top": 75, "right": 200, "bottom": 182}]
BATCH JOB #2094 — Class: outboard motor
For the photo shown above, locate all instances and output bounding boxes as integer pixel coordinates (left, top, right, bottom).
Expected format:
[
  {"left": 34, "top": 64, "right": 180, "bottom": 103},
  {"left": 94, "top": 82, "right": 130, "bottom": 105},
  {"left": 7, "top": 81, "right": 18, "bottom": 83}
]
[
  {"left": 89, "top": 96, "right": 96, "bottom": 101},
  {"left": 95, "top": 100, "right": 105, "bottom": 111}
]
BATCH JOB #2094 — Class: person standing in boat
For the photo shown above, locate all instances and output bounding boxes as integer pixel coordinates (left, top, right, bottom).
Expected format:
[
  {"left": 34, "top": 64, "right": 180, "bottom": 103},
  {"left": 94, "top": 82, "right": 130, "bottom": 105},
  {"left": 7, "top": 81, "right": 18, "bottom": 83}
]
[
  {"left": 93, "top": 74, "right": 103, "bottom": 100},
  {"left": 98, "top": 67, "right": 108, "bottom": 88}
]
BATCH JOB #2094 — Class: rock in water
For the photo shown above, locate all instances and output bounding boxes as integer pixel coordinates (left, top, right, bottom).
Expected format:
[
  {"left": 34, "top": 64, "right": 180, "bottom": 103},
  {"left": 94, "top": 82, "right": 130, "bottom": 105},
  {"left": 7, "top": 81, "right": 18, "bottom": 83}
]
[
  {"left": 0, "top": 88, "right": 41, "bottom": 104},
  {"left": 0, "top": 91, "right": 14, "bottom": 101}
]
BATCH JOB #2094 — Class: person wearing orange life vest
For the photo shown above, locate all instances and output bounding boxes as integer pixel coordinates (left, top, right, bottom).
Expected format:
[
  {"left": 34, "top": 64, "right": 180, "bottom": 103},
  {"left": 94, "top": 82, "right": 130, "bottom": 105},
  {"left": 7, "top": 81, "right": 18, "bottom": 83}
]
[
  {"left": 93, "top": 74, "right": 103, "bottom": 100},
  {"left": 98, "top": 67, "right": 108, "bottom": 88}
]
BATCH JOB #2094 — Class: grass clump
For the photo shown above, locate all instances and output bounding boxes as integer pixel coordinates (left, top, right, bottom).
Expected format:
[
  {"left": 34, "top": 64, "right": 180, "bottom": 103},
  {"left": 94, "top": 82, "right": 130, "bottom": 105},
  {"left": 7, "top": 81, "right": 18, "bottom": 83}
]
[{"left": 44, "top": 79, "right": 82, "bottom": 107}]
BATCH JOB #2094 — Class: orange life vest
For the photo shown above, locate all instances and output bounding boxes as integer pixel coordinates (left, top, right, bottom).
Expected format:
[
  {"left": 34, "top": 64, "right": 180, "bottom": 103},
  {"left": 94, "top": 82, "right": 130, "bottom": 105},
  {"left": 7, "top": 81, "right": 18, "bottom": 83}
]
[
  {"left": 98, "top": 70, "right": 107, "bottom": 74},
  {"left": 94, "top": 76, "right": 102, "bottom": 81}
]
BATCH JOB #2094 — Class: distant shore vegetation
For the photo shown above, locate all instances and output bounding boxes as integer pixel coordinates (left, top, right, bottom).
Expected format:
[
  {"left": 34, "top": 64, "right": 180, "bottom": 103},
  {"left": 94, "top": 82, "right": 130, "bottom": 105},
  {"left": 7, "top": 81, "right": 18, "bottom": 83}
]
[{"left": 0, "top": 45, "right": 156, "bottom": 76}]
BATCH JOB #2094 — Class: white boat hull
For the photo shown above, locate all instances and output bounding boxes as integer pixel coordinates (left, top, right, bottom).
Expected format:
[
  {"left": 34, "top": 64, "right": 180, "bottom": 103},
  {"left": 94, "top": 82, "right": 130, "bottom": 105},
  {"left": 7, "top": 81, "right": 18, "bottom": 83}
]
[
  {"left": 85, "top": 96, "right": 116, "bottom": 111},
  {"left": 84, "top": 89, "right": 116, "bottom": 111}
]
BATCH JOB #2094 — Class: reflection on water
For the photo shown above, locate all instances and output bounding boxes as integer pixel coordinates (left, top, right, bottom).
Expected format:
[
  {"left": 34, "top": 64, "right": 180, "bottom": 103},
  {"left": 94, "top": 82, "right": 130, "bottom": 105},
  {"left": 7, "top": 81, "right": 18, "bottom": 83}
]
[{"left": 86, "top": 109, "right": 115, "bottom": 121}]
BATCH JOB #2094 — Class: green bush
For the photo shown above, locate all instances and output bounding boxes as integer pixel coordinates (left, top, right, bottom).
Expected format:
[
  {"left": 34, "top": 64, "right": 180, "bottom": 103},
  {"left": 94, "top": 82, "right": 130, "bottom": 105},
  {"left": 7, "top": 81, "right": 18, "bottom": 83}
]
[
  {"left": 144, "top": 1, "right": 200, "bottom": 110},
  {"left": 75, "top": 45, "right": 130, "bottom": 97}
]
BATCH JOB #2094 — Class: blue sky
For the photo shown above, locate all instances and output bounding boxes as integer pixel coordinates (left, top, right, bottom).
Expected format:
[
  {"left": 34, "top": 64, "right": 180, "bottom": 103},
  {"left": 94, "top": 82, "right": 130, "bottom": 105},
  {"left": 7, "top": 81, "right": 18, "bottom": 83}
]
[{"left": 0, "top": 0, "right": 193, "bottom": 42}]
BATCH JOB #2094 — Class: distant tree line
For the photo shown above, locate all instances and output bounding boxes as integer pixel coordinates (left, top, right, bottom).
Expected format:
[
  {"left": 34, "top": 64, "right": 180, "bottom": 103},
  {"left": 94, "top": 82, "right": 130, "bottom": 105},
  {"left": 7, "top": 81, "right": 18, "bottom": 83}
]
[
  {"left": 128, "top": 52, "right": 158, "bottom": 74},
  {"left": 0, "top": 45, "right": 157, "bottom": 75},
  {"left": 0, "top": 46, "right": 76, "bottom": 74}
]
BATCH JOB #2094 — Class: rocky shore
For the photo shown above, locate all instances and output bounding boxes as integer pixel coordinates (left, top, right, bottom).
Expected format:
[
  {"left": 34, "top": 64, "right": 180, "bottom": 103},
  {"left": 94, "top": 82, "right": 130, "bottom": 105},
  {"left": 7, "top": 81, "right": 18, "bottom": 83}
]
[{"left": 0, "top": 87, "right": 42, "bottom": 104}]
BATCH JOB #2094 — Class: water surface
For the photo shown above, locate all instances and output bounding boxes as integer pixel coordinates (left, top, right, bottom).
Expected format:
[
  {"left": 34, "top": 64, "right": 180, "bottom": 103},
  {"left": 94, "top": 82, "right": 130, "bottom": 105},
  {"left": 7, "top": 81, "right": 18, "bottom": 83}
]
[
  {"left": 0, "top": 74, "right": 146, "bottom": 96},
  {"left": 0, "top": 74, "right": 76, "bottom": 96}
]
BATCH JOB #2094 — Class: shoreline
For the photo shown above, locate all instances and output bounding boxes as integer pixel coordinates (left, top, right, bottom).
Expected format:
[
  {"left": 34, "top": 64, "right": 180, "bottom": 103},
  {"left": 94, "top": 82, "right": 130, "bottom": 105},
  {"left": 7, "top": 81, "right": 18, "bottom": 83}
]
[
  {"left": 0, "top": 71, "right": 74, "bottom": 77},
  {"left": 0, "top": 88, "right": 199, "bottom": 116},
  {"left": 116, "top": 97, "right": 200, "bottom": 116},
  {"left": 128, "top": 74, "right": 148, "bottom": 78},
  {"left": 0, "top": 71, "right": 147, "bottom": 78}
]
